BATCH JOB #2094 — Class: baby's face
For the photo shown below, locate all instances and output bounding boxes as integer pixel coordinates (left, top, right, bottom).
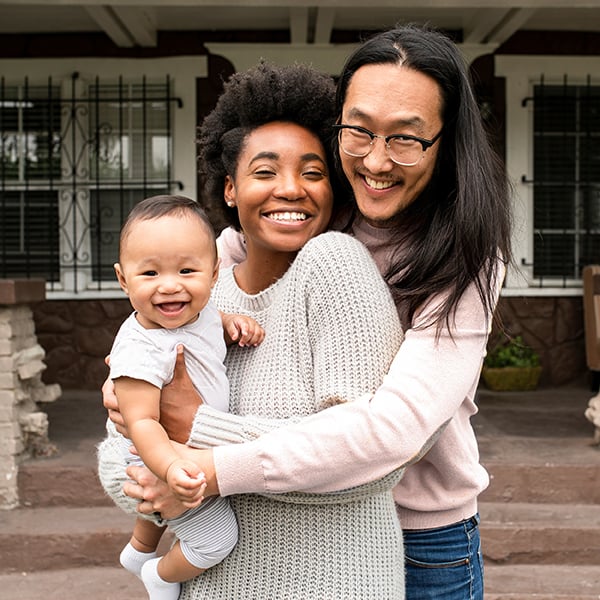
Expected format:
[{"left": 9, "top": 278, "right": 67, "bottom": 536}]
[{"left": 114, "top": 213, "right": 218, "bottom": 330}]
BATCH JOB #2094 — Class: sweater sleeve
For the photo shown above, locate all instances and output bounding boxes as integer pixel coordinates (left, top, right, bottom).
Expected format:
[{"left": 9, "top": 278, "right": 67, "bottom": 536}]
[
  {"left": 188, "top": 405, "right": 298, "bottom": 447},
  {"left": 211, "top": 258, "right": 506, "bottom": 496}
]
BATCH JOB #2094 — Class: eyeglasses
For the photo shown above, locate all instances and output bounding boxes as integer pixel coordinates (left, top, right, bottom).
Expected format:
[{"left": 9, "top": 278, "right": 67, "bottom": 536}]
[{"left": 333, "top": 124, "right": 442, "bottom": 167}]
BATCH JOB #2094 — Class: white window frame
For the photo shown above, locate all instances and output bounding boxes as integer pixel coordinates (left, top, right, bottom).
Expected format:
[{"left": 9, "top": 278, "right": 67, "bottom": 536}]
[
  {"left": 0, "top": 56, "right": 205, "bottom": 299},
  {"left": 497, "top": 55, "right": 600, "bottom": 297}
]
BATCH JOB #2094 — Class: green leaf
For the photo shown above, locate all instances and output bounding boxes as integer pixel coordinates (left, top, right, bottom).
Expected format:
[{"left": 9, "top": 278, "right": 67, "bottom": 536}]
[{"left": 484, "top": 335, "right": 540, "bottom": 368}]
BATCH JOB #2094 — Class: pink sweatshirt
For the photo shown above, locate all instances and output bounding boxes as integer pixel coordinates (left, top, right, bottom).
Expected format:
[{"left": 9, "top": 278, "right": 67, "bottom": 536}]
[{"left": 208, "top": 219, "right": 504, "bottom": 530}]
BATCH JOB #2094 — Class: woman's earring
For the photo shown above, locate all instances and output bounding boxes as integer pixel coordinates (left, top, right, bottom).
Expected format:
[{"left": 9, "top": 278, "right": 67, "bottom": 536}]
[{"left": 226, "top": 201, "right": 235, "bottom": 208}]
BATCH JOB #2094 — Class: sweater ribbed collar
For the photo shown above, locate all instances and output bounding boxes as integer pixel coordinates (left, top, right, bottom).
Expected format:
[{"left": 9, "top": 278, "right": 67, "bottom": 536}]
[{"left": 217, "top": 266, "right": 282, "bottom": 313}]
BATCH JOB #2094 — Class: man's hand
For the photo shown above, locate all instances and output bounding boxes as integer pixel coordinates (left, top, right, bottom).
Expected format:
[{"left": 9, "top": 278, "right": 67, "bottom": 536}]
[
  {"left": 124, "top": 464, "right": 191, "bottom": 520},
  {"left": 124, "top": 447, "right": 218, "bottom": 518},
  {"left": 165, "top": 458, "right": 207, "bottom": 507}
]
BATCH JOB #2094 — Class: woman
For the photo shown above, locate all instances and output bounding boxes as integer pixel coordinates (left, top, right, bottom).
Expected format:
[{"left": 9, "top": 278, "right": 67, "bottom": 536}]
[
  {"left": 99, "top": 61, "right": 407, "bottom": 599},
  {"left": 115, "top": 24, "right": 512, "bottom": 600}
]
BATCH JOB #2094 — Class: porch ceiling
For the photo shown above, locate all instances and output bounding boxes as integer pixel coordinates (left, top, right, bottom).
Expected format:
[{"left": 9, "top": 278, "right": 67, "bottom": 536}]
[{"left": 0, "top": 1, "right": 598, "bottom": 48}]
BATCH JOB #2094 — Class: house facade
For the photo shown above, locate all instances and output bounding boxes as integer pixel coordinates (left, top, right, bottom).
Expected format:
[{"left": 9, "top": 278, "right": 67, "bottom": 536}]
[{"left": 1, "top": 1, "right": 599, "bottom": 388}]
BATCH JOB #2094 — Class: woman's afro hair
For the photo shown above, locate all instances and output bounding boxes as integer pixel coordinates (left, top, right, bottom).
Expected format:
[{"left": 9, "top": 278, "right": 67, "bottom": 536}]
[{"left": 197, "top": 60, "right": 339, "bottom": 231}]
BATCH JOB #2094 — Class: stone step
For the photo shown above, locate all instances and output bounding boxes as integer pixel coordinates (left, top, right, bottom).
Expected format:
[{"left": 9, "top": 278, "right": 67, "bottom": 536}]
[
  {"left": 480, "top": 501, "right": 600, "bottom": 565},
  {"left": 0, "top": 563, "right": 598, "bottom": 600},
  {"left": 0, "top": 566, "right": 146, "bottom": 600},
  {"left": 0, "top": 505, "right": 133, "bottom": 573},
  {"left": 17, "top": 461, "right": 110, "bottom": 508},
  {"left": 2, "top": 502, "right": 599, "bottom": 575},
  {"left": 0, "top": 505, "right": 174, "bottom": 574},
  {"left": 18, "top": 457, "right": 600, "bottom": 509},
  {"left": 481, "top": 461, "right": 600, "bottom": 505},
  {"left": 485, "top": 564, "right": 600, "bottom": 599}
]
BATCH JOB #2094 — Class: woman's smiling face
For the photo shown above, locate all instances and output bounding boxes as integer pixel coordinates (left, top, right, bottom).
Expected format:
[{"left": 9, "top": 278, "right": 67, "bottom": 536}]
[
  {"left": 224, "top": 121, "right": 333, "bottom": 259},
  {"left": 339, "top": 63, "right": 444, "bottom": 227}
]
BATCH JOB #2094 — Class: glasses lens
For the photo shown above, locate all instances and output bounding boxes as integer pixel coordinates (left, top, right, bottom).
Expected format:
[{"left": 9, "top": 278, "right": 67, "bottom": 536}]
[
  {"left": 339, "top": 128, "right": 371, "bottom": 157},
  {"left": 388, "top": 138, "right": 423, "bottom": 166},
  {"left": 339, "top": 127, "right": 424, "bottom": 166}
]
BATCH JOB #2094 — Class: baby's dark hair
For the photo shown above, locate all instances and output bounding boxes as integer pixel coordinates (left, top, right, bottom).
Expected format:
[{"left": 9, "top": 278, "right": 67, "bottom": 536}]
[
  {"left": 119, "top": 194, "right": 216, "bottom": 258},
  {"left": 197, "top": 60, "right": 341, "bottom": 231}
]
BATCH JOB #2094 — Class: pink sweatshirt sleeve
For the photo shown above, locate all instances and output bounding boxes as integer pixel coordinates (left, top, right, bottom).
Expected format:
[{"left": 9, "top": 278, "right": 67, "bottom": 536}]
[{"left": 212, "top": 261, "right": 505, "bottom": 496}]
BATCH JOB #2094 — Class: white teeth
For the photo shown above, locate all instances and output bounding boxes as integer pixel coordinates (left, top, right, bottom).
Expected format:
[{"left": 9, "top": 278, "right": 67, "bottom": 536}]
[
  {"left": 268, "top": 211, "right": 308, "bottom": 221},
  {"left": 365, "top": 176, "right": 395, "bottom": 190}
]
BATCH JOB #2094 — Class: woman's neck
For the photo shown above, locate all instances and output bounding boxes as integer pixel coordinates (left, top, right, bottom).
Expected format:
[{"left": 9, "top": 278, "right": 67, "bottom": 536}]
[{"left": 233, "top": 251, "right": 297, "bottom": 295}]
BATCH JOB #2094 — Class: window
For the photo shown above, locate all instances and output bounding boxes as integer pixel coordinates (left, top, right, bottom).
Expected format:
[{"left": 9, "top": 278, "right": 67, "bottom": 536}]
[
  {"left": 0, "top": 74, "right": 180, "bottom": 293},
  {"left": 0, "top": 191, "right": 60, "bottom": 280},
  {"left": 0, "top": 85, "right": 61, "bottom": 280},
  {"left": 531, "top": 79, "right": 600, "bottom": 285}
]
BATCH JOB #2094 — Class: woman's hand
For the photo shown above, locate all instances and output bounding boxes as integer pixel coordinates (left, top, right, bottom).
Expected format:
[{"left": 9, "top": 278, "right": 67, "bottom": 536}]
[
  {"left": 124, "top": 463, "right": 192, "bottom": 520},
  {"left": 160, "top": 345, "right": 204, "bottom": 443},
  {"left": 102, "top": 346, "right": 202, "bottom": 443},
  {"left": 102, "top": 363, "right": 129, "bottom": 436}
]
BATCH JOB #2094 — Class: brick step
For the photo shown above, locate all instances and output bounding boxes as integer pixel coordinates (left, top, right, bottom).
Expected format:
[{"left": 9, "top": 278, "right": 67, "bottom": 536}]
[
  {"left": 480, "top": 501, "right": 600, "bottom": 565},
  {"left": 481, "top": 462, "right": 600, "bottom": 504},
  {"left": 0, "top": 566, "right": 146, "bottom": 600},
  {"left": 0, "top": 505, "right": 134, "bottom": 573},
  {"left": 3, "top": 502, "right": 599, "bottom": 574},
  {"left": 0, "top": 505, "right": 175, "bottom": 575},
  {"left": 0, "top": 561, "right": 598, "bottom": 600},
  {"left": 485, "top": 564, "right": 600, "bottom": 599},
  {"left": 18, "top": 457, "right": 600, "bottom": 509},
  {"left": 17, "top": 461, "right": 110, "bottom": 508}
]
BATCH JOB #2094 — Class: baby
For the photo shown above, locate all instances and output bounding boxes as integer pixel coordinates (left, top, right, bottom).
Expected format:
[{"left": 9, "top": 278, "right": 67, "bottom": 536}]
[{"left": 101, "top": 194, "right": 263, "bottom": 600}]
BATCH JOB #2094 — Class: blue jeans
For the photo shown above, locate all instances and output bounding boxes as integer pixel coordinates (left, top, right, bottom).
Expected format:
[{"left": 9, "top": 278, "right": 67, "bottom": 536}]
[{"left": 403, "top": 514, "right": 484, "bottom": 600}]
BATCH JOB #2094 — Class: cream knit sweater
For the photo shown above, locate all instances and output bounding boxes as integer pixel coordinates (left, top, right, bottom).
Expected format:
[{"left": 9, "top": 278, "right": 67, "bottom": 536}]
[
  {"left": 208, "top": 218, "right": 505, "bottom": 530},
  {"left": 181, "top": 231, "right": 405, "bottom": 599}
]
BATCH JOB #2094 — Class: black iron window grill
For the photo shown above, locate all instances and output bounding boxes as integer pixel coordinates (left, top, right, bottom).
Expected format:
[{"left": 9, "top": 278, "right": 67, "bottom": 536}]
[
  {"left": 522, "top": 74, "right": 600, "bottom": 288},
  {"left": 0, "top": 72, "right": 182, "bottom": 294}
]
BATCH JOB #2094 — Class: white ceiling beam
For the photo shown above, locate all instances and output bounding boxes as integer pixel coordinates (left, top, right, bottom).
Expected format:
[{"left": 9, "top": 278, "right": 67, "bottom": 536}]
[
  {"left": 314, "top": 7, "right": 335, "bottom": 44},
  {"left": 463, "top": 8, "right": 511, "bottom": 44},
  {"left": 289, "top": 7, "right": 309, "bottom": 44},
  {"left": 486, "top": 7, "right": 538, "bottom": 44},
  {"left": 85, "top": 5, "right": 134, "bottom": 47},
  {"left": 113, "top": 6, "right": 157, "bottom": 47}
]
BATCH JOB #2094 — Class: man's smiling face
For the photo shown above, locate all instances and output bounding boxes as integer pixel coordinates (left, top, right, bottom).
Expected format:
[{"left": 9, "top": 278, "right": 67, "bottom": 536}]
[{"left": 339, "top": 62, "right": 443, "bottom": 227}]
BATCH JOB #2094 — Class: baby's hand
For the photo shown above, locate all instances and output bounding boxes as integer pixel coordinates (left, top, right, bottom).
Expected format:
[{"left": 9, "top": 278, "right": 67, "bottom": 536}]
[
  {"left": 166, "top": 459, "right": 207, "bottom": 508},
  {"left": 222, "top": 313, "right": 265, "bottom": 347}
]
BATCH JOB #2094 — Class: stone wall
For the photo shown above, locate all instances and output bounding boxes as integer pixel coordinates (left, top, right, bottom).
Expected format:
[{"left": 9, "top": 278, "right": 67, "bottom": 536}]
[
  {"left": 32, "top": 295, "right": 588, "bottom": 391},
  {"left": 0, "top": 280, "right": 61, "bottom": 508},
  {"left": 491, "top": 296, "right": 587, "bottom": 387},
  {"left": 34, "top": 299, "right": 131, "bottom": 390}
]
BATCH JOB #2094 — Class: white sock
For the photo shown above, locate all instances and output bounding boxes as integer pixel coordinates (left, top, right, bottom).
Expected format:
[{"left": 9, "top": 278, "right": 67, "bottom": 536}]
[
  {"left": 119, "top": 542, "right": 157, "bottom": 579},
  {"left": 141, "top": 557, "right": 181, "bottom": 600}
]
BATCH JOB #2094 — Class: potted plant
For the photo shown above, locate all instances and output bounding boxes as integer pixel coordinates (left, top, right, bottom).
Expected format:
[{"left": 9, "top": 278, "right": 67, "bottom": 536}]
[{"left": 482, "top": 335, "right": 542, "bottom": 391}]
